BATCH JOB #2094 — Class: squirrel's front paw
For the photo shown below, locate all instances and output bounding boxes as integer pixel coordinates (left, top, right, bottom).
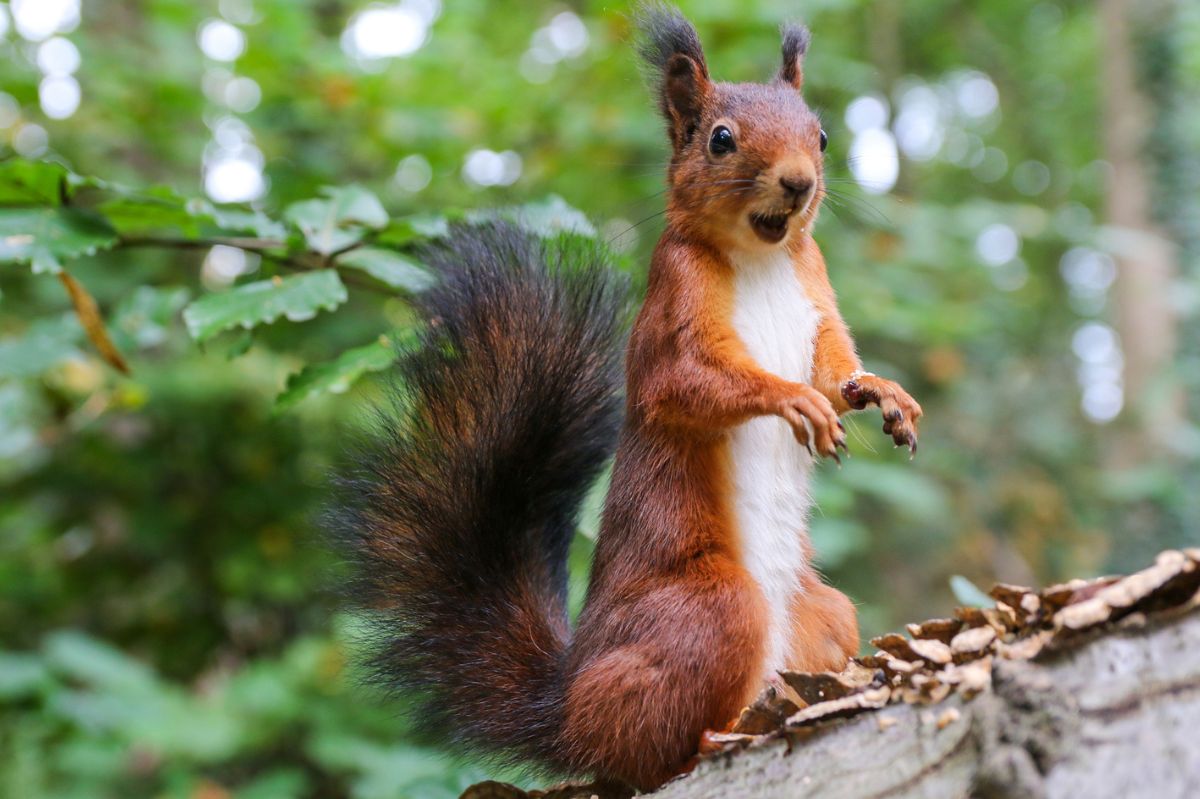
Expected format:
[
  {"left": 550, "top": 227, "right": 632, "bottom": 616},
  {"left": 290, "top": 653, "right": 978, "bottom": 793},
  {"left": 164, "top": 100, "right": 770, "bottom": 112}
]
[
  {"left": 775, "top": 388, "right": 847, "bottom": 462},
  {"left": 842, "top": 374, "right": 922, "bottom": 455}
]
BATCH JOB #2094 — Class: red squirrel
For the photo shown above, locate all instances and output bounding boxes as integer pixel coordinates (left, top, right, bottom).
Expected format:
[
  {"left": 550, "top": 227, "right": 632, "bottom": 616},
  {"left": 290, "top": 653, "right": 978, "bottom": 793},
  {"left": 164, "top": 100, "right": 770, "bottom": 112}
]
[{"left": 334, "top": 4, "right": 922, "bottom": 792}]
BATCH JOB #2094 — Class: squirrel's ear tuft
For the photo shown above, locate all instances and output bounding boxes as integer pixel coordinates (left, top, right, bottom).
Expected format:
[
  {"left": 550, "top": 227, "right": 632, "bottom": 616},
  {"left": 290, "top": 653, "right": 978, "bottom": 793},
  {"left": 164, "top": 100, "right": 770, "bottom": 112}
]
[
  {"left": 634, "top": 2, "right": 708, "bottom": 78},
  {"left": 634, "top": 3, "right": 711, "bottom": 148},
  {"left": 779, "top": 23, "right": 811, "bottom": 90}
]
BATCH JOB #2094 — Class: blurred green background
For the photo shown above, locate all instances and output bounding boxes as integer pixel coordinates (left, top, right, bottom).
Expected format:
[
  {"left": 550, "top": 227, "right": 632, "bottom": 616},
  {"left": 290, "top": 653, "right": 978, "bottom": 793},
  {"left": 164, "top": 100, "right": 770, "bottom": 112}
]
[{"left": 1, "top": 0, "right": 1197, "bottom": 796}]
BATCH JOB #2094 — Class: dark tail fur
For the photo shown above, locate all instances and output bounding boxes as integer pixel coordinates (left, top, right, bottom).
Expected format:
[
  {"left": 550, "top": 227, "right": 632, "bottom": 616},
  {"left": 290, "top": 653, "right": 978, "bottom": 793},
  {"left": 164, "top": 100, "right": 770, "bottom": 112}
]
[{"left": 332, "top": 222, "right": 627, "bottom": 770}]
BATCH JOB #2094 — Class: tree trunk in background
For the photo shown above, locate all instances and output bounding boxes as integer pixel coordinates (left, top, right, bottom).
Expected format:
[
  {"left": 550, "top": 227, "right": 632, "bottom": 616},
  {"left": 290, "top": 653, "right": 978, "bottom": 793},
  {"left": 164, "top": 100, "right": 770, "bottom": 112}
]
[{"left": 1098, "top": 0, "right": 1183, "bottom": 463}]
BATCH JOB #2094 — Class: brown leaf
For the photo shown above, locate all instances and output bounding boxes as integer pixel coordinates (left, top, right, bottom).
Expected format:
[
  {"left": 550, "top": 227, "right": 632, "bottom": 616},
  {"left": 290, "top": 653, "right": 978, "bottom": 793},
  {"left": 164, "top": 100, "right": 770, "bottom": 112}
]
[
  {"left": 785, "top": 686, "right": 891, "bottom": 727},
  {"left": 701, "top": 731, "right": 766, "bottom": 751},
  {"left": 1038, "top": 578, "right": 1091, "bottom": 613},
  {"left": 856, "top": 654, "right": 913, "bottom": 684},
  {"left": 939, "top": 657, "right": 993, "bottom": 696},
  {"left": 532, "top": 782, "right": 634, "bottom": 799},
  {"left": 993, "top": 602, "right": 1020, "bottom": 630},
  {"left": 731, "top": 685, "right": 798, "bottom": 734},
  {"left": 1052, "top": 550, "right": 1200, "bottom": 634},
  {"left": 1054, "top": 596, "right": 1111, "bottom": 632},
  {"left": 953, "top": 606, "right": 989, "bottom": 628},
  {"left": 1066, "top": 576, "right": 1122, "bottom": 605},
  {"left": 908, "top": 638, "right": 953, "bottom": 665},
  {"left": 1102, "top": 550, "right": 1198, "bottom": 611},
  {"left": 461, "top": 781, "right": 633, "bottom": 799},
  {"left": 461, "top": 782, "right": 528, "bottom": 799},
  {"left": 905, "top": 617, "right": 963, "bottom": 645},
  {"left": 881, "top": 656, "right": 918, "bottom": 675},
  {"left": 988, "top": 582, "right": 1033, "bottom": 609},
  {"left": 870, "top": 632, "right": 919, "bottom": 661},
  {"left": 950, "top": 625, "right": 997, "bottom": 659},
  {"left": 780, "top": 668, "right": 875, "bottom": 707},
  {"left": 58, "top": 272, "right": 130, "bottom": 375}
]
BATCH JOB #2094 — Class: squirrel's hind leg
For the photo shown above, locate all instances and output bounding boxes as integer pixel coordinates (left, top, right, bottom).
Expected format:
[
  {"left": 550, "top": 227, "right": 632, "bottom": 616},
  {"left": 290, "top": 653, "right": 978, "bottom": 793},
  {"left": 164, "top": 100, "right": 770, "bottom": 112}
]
[
  {"left": 785, "top": 574, "right": 860, "bottom": 674},
  {"left": 560, "top": 574, "right": 766, "bottom": 791}
]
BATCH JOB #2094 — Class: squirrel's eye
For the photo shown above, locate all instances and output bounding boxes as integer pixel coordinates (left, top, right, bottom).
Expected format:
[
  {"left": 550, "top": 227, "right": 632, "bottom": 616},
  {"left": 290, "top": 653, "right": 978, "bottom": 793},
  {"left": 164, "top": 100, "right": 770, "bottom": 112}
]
[
  {"left": 819, "top": 129, "right": 828, "bottom": 152},
  {"left": 709, "top": 125, "right": 736, "bottom": 156}
]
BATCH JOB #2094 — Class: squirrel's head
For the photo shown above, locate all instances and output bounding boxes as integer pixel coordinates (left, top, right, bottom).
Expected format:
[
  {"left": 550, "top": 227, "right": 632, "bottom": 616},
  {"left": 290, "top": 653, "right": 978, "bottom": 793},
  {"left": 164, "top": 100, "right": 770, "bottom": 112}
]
[{"left": 636, "top": 4, "right": 825, "bottom": 251}]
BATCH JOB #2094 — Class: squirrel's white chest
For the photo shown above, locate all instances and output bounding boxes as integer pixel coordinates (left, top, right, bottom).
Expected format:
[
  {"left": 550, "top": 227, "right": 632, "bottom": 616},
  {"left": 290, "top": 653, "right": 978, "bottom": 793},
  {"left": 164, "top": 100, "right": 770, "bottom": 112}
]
[{"left": 727, "top": 249, "right": 821, "bottom": 678}]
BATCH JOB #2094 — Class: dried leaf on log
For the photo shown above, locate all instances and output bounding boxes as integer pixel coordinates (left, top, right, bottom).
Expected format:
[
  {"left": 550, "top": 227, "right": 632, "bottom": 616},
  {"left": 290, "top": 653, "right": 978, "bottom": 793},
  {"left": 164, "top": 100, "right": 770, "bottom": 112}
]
[
  {"left": 988, "top": 583, "right": 1034, "bottom": 610},
  {"left": 908, "top": 638, "right": 953, "bottom": 665},
  {"left": 732, "top": 685, "right": 798, "bottom": 734},
  {"left": 785, "top": 686, "right": 891, "bottom": 727},
  {"left": 869, "top": 633, "right": 919, "bottom": 661},
  {"left": 950, "top": 625, "right": 997, "bottom": 659},
  {"left": 905, "top": 618, "right": 963, "bottom": 644}
]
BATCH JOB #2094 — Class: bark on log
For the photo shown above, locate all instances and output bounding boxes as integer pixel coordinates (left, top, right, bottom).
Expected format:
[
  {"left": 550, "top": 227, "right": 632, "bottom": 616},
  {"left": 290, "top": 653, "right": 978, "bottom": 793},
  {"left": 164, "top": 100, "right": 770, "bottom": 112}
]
[
  {"left": 463, "top": 552, "right": 1200, "bottom": 799},
  {"left": 653, "top": 608, "right": 1200, "bottom": 799}
]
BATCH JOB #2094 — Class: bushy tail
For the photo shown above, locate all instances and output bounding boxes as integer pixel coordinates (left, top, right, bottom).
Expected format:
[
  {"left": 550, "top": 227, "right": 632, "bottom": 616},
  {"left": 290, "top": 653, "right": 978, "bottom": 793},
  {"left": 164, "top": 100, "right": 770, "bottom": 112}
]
[{"left": 332, "top": 222, "right": 627, "bottom": 770}]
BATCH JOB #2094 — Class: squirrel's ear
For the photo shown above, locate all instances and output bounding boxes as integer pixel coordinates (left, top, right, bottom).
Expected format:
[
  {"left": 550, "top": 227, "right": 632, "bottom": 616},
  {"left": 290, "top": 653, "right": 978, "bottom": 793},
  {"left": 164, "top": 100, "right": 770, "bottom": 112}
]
[
  {"left": 634, "top": 3, "right": 711, "bottom": 148},
  {"left": 663, "top": 53, "right": 710, "bottom": 148},
  {"left": 779, "top": 24, "right": 811, "bottom": 91}
]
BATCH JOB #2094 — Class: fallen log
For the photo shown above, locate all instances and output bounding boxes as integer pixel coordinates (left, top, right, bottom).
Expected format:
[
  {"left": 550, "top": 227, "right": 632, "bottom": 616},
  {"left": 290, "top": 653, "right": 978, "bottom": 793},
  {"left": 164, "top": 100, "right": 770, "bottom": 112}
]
[{"left": 465, "top": 549, "right": 1200, "bottom": 799}]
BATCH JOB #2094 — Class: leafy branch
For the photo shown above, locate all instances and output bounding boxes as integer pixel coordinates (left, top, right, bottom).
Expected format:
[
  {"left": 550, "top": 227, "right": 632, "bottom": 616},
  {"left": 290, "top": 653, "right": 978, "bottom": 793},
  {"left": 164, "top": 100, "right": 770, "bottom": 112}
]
[{"left": 0, "top": 158, "right": 593, "bottom": 409}]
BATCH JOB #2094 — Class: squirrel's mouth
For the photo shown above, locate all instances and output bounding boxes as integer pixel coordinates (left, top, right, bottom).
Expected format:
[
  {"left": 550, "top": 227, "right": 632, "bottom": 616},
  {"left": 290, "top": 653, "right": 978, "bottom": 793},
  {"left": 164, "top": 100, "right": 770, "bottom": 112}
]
[{"left": 748, "top": 210, "right": 793, "bottom": 244}]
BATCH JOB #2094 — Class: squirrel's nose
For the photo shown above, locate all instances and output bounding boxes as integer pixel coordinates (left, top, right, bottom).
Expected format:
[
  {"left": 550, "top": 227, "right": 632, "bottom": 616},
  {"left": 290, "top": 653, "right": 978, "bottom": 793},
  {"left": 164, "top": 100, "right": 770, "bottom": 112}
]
[{"left": 779, "top": 175, "right": 814, "bottom": 201}]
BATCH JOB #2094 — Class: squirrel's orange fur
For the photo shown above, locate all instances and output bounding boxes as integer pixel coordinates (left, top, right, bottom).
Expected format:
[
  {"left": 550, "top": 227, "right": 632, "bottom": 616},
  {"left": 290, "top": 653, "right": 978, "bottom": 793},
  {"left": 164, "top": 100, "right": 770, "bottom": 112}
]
[{"left": 335, "top": 5, "right": 922, "bottom": 793}]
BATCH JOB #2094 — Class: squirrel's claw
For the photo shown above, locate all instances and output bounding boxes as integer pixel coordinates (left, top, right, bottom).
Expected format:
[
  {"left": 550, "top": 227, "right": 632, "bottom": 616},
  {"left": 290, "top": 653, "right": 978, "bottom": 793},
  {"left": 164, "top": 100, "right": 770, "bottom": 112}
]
[{"left": 843, "top": 373, "right": 922, "bottom": 460}]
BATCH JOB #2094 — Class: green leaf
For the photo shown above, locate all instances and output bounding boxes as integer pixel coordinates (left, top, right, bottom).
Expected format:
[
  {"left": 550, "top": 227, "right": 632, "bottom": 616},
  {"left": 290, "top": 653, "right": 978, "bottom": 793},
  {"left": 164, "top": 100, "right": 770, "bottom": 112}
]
[
  {"left": 275, "top": 335, "right": 401, "bottom": 411},
  {"left": 97, "top": 185, "right": 202, "bottom": 237},
  {"left": 182, "top": 270, "right": 347, "bottom": 342},
  {"left": 336, "top": 248, "right": 434, "bottom": 292},
  {"left": 100, "top": 184, "right": 288, "bottom": 239},
  {"left": 112, "top": 285, "right": 191, "bottom": 350},
  {"left": 224, "top": 330, "right": 254, "bottom": 360},
  {"left": 0, "top": 652, "right": 53, "bottom": 699},
  {"left": 0, "top": 208, "right": 118, "bottom": 273},
  {"left": 0, "top": 159, "right": 70, "bottom": 205},
  {"left": 237, "top": 769, "right": 310, "bottom": 799},
  {"left": 321, "top": 184, "right": 388, "bottom": 228},
  {"left": 377, "top": 214, "right": 452, "bottom": 246},
  {"left": 42, "top": 631, "right": 156, "bottom": 692},
  {"left": 949, "top": 575, "right": 994, "bottom": 608},
  {"left": 284, "top": 185, "right": 388, "bottom": 255},
  {"left": 209, "top": 207, "right": 287, "bottom": 239},
  {"left": 0, "top": 315, "right": 82, "bottom": 377}
]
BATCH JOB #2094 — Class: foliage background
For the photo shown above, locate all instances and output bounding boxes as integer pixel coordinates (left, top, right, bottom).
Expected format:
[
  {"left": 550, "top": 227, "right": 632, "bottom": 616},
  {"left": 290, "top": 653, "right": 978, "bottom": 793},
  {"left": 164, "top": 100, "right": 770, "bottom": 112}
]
[{"left": 1, "top": 0, "right": 1197, "bottom": 796}]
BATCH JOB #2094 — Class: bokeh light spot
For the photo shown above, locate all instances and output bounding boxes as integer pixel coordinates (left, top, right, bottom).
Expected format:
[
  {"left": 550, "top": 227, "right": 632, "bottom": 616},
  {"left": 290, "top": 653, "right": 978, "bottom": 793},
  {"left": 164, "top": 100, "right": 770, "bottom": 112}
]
[
  {"left": 13, "top": 122, "right": 49, "bottom": 156},
  {"left": 36, "top": 36, "right": 81, "bottom": 76},
  {"left": 39, "top": 75, "right": 81, "bottom": 119},
  {"left": 205, "top": 156, "right": 265, "bottom": 203},
  {"left": 955, "top": 71, "right": 999, "bottom": 118},
  {"left": 844, "top": 95, "right": 889, "bottom": 134},
  {"left": 462, "top": 148, "right": 522, "bottom": 188},
  {"left": 342, "top": 4, "right": 428, "bottom": 61},
  {"left": 394, "top": 155, "right": 433, "bottom": 193},
  {"left": 975, "top": 223, "right": 1020, "bottom": 266},
  {"left": 848, "top": 128, "right": 899, "bottom": 194},
  {"left": 198, "top": 19, "right": 246, "bottom": 62},
  {"left": 11, "top": 0, "right": 79, "bottom": 42}
]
